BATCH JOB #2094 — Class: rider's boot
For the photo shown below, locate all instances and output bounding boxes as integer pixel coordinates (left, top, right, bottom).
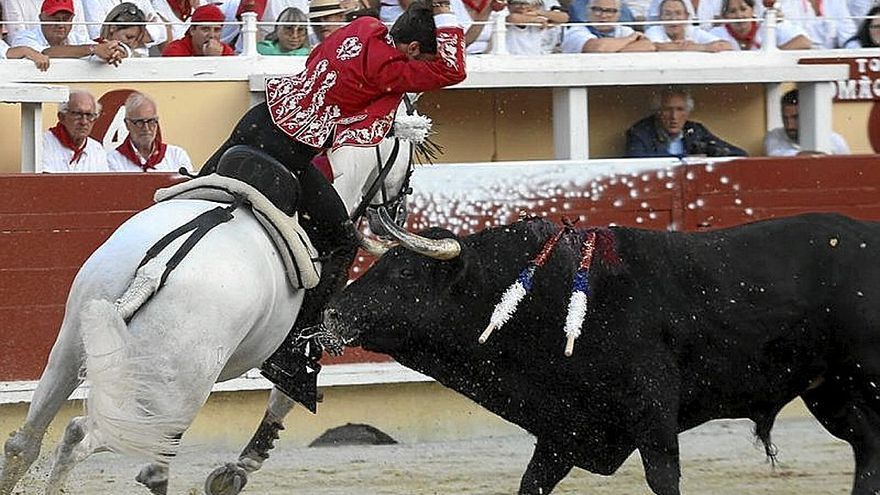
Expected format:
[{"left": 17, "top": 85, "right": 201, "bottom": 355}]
[{"left": 260, "top": 220, "right": 358, "bottom": 412}]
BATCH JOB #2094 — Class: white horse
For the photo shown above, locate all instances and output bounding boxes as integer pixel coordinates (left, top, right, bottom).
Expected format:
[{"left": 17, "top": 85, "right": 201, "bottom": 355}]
[{"left": 0, "top": 120, "right": 417, "bottom": 495}]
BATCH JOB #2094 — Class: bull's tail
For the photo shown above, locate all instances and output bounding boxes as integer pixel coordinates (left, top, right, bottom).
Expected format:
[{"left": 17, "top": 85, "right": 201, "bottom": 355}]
[{"left": 80, "top": 298, "right": 186, "bottom": 464}]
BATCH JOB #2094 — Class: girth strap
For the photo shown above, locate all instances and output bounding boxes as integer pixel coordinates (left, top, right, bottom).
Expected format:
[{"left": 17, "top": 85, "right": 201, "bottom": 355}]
[{"left": 137, "top": 197, "right": 242, "bottom": 290}]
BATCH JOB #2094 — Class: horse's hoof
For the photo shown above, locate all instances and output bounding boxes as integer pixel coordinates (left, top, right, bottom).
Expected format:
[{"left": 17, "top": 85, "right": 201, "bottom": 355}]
[
  {"left": 204, "top": 463, "right": 248, "bottom": 495},
  {"left": 136, "top": 464, "right": 169, "bottom": 495}
]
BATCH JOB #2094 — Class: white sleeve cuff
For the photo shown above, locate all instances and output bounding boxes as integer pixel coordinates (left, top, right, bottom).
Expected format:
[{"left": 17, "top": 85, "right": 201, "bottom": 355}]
[{"left": 433, "top": 13, "right": 460, "bottom": 29}]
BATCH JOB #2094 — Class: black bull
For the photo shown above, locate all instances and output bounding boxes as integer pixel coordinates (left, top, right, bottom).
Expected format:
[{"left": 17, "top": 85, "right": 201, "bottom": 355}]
[{"left": 325, "top": 213, "right": 880, "bottom": 495}]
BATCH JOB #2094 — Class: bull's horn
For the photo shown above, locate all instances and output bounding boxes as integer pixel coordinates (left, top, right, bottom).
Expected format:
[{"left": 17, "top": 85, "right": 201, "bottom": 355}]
[
  {"left": 356, "top": 230, "right": 397, "bottom": 257},
  {"left": 378, "top": 207, "right": 461, "bottom": 260}
]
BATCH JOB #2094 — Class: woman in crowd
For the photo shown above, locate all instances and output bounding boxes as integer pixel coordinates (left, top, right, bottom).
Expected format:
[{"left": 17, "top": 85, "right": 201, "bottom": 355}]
[
  {"left": 709, "top": 0, "right": 812, "bottom": 50},
  {"left": 645, "top": 0, "right": 732, "bottom": 51},
  {"left": 844, "top": 5, "right": 880, "bottom": 48},
  {"left": 99, "top": 2, "right": 152, "bottom": 57},
  {"left": 257, "top": 7, "right": 311, "bottom": 55}
]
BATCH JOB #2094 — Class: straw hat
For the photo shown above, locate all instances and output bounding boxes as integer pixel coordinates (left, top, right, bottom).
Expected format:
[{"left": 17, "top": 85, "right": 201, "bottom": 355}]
[{"left": 308, "top": 0, "right": 349, "bottom": 19}]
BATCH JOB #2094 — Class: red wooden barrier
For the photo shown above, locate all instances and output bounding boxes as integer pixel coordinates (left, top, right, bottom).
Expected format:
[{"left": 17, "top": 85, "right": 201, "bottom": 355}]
[{"left": 2, "top": 155, "right": 879, "bottom": 382}]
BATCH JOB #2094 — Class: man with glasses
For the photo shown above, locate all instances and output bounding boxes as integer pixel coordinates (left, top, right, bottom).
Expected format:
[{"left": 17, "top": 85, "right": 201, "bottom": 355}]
[
  {"left": 560, "top": 0, "right": 656, "bottom": 52},
  {"left": 42, "top": 89, "right": 109, "bottom": 172},
  {"left": 107, "top": 92, "right": 193, "bottom": 172}
]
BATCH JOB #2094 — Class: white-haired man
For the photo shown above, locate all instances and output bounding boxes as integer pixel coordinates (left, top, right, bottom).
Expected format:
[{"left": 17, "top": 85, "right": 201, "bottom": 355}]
[
  {"left": 560, "top": 0, "right": 655, "bottom": 52},
  {"left": 107, "top": 92, "right": 193, "bottom": 172},
  {"left": 42, "top": 89, "right": 109, "bottom": 172}
]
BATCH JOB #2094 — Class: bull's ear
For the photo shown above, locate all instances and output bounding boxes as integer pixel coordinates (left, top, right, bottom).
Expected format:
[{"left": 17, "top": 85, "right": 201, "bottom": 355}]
[{"left": 443, "top": 246, "right": 481, "bottom": 298}]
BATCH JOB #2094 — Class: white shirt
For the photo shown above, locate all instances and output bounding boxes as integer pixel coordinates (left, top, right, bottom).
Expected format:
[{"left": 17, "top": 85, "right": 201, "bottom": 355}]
[
  {"left": 82, "top": 0, "right": 168, "bottom": 47},
  {"left": 708, "top": 21, "right": 808, "bottom": 50},
  {"left": 0, "top": 39, "right": 9, "bottom": 58},
  {"left": 9, "top": 25, "right": 93, "bottom": 52},
  {"left": 644, "top": 24, "right": 725, "bottom": 43},
  {"left": 1, "top": 0, "right": 89, "bottom": 41},
  {"left": 467, "top": 9, "right": 505, "bottom": 54},
  {"left": 107, "top": 143, "right": 193, "bottom": 172},
  {"left": 764, "top": 127, "right": 851, "bottom": 156},
  {"left": 150, "top": 0, "right": 199, "bottom": 40},
  {"left": 772, "top": 0, "right": 855, "bottom": 48},
  {"left": 506, "top": 21, "right": 545, "bottom": 54},
  {"left": 646, "top": 0, "right": 723, "bottom": 29},
  {"left": 42, "top": 131, "right": 109, "bottom": 173},
  {"left": 560, "top": 24, "right": 635, "bottom": 53}
]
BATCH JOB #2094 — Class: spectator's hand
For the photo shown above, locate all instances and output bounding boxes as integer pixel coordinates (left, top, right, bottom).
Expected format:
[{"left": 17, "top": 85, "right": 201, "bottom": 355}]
[
  {"left": 27, "top": 52, "right": 50, "bottom": 71},
  {"left": 203, "top": 39, "right": 225, "bottom": 56},
  {"left": 94, "top": 40, "right": 124, "bottom": 66}
]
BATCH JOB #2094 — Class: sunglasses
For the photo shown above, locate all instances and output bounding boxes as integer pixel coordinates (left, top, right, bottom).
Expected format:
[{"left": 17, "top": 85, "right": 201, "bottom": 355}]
[{"left": 590, "top": 5, "right": 619, "bottom": 14}]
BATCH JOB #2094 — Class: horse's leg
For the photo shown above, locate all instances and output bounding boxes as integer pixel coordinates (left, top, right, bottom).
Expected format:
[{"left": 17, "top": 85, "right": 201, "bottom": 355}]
[
  {"left": 45, "top": 416, "right": 111, "bottom": 495},
  {"left": 0, "top": 320, "right": 83, "bottom": 495},
  {"left": 136, "top": 463, "right": 170, "bottom": 495},
  {"left": 204, "top": 388, "right": 297, "bottom": 495}
]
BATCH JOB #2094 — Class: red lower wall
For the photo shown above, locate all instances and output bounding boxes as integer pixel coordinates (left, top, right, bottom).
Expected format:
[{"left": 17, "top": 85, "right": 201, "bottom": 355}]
[{"left": 2, "top": 155, "right": 879, "bottom": 381}]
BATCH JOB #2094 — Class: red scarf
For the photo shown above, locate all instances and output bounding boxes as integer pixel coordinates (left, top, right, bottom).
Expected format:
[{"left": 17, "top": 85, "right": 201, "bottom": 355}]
[
  {"left": 49, "top": 123, "right": 87, "bottom": 164},
  {"left": 168, "top": 0, "right": 193, "bottom": 21},
  {"left": 115, "top": 134, "right": 167, "bottom": 171},
  {"left": 725, "top": 21, "right": 760, "bottom": 49}
]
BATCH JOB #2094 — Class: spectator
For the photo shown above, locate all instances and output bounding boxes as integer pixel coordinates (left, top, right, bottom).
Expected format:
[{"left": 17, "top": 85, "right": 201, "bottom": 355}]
[
  {"left": 43, "top": 89, "right": 109, "bottom": 172},
  {"left": 569, "top": 0, "right": 638, "bottom": 26},
  {"left": 645, "top": 0, "right": 723, "bottom": 29},
  {"left": 709, "top": 0, "right": 812, "bottom": 50},
  {"left": 260, "top": 0, "right": 310, "bottom": 39},
  {"left": 107, "top": 92, "right": 193, "bottom": 172},
  {"left": 645, "top": 0, "right": 732, "bottom": 50},
  {"left": 764, "top": 89, "right": 850, "bottom": 156},
  {"left": 83, "top": 0, "right": 168, "bottom": 49},
  {"left": 309, "top": 0, "right": 352, "bottom": 42},
  {"left": 98, "top": 3, "right": 153, "bottom": 57},
  {"left": 774, "top": 0, "right": 856, "bottom": 49},
  {"left": 1, "top": 0, "right": 89, "bottom": 42},
  {"left": 9, "top": 0, "right": 125, "bottom": 64},
  {"left": 0, "top": 38, "right": 51, "bottom": 70},
  {"left": 462, "top": 0, "right": 506, "bottom": 54},
  {"left": 625, "top": 86, "right": 748, "bottom": 158},
  {"left": 560, "top": 0, "right": 656, "bottom": 52},
  {"left": 258, "top": 6, "right": 311, "bottom": 54},
  {"left": 161, "top": 4, "right": 235, "bottom": 56},
  {"left": 844, "top": 5, "right": 880, "bottom": 48},
  {"left": 505, "top": 0, "right": 568, "bottom": 54}
]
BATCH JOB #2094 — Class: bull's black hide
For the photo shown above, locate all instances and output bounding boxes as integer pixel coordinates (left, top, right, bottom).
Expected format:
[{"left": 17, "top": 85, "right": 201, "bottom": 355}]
[{"left": 327, "top": 213, "right": 880, "bottom": 495}]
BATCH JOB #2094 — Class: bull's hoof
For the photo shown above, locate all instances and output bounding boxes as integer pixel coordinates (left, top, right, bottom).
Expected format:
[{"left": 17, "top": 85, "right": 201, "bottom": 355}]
[{"left": 204, "top": 463, "right": 248, "bottom": 495}]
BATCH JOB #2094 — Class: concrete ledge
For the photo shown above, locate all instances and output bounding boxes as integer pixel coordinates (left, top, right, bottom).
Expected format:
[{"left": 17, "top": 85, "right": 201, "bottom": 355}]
[{"left": 0, "top": 361, "right": 432, "bottom": 405}]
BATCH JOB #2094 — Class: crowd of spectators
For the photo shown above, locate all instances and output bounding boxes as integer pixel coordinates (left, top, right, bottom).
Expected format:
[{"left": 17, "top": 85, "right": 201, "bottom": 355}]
[
  {"left": 0, "top": 0, "right": 876, "bottom": 64},
  {"left": 0, "top": 0, "right": 863, "bottom": 163}
]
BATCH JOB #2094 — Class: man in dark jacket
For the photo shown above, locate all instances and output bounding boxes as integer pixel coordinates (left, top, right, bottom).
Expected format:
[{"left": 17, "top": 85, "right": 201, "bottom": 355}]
[{"left": 625, "top": 86, "right": 748, "bottom": 158}]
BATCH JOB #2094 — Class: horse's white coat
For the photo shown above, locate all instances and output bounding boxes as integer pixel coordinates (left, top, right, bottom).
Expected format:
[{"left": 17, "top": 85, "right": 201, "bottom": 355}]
[{"left": 0, "top": 131, "right": 415, "bottom": 495}]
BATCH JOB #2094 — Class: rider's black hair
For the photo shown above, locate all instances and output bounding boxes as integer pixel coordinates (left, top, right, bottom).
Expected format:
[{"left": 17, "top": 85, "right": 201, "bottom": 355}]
[{"left": 389, "top": 1, "right": 437, "bottom": 54}]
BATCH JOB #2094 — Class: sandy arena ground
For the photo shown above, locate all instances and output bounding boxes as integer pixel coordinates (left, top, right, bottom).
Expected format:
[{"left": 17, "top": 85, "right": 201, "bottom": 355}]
[{"left": 8, "top": 415, "right": 854, "bottom": 494}]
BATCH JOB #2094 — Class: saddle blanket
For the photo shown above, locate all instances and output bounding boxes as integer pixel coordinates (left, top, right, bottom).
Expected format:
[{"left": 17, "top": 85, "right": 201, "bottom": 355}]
[{"left": 154, "top": 175, "right": 320, "bottom": 290}]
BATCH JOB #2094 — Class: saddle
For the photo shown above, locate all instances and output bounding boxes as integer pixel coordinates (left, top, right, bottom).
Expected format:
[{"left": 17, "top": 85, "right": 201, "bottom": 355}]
[{"left": 154, "top": 175, "right": 320, "bottom": 291}]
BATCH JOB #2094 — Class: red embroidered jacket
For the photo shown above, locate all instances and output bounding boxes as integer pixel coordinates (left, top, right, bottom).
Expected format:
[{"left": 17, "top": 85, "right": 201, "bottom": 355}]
[{"left": 265, "top": 15, "right": 466, "bottom": 149}]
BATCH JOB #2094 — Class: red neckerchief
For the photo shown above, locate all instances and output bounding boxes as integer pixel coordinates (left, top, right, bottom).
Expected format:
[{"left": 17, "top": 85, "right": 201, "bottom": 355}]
[
  {"left": 168, "top": 0, "right": 193, "bottom": 21},
  {"left": 725, "top": 21, "right": 760, "bottom": 49},
  {"left": 462, "top": 0, "right": 490, "bottom": 12},
  {"left": 49, "top": 123, "right": 87, "bottom": 164},
  {"left": 115, "top": 134, "right": 167, "bottom": 171}
]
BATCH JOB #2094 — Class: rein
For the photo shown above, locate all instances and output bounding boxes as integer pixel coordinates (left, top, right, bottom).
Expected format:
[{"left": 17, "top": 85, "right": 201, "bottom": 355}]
[{"left": 349, "top": 136, "right": 411, "bottom": 222}]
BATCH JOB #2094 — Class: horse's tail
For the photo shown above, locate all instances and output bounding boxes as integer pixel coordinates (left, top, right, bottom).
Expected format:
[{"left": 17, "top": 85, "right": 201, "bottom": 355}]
[{"left": 80, "top": 295, "right": 186, "bottom": 464}]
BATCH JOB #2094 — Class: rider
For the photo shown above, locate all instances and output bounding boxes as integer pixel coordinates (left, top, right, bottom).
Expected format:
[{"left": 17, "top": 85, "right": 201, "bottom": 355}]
[{"left": 198, "top": 0, "right": 467, "bottom": 410}]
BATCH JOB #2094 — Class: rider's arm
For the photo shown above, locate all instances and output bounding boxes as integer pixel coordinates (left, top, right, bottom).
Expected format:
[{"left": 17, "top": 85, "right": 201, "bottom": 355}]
[{"left": 366, "top": 16, "right": 467, "bottom": 94}]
